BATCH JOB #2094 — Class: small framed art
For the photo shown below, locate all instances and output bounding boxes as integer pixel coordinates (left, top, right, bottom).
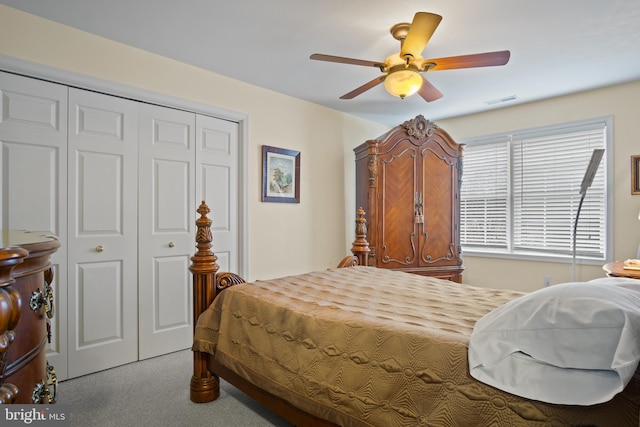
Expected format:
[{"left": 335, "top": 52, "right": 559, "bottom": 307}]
[
  {"left": 632, "top": 155, "right": 640, "bottom": 195},
  {"left": 262, "top": 145, "right": 300, "bottom": 203}
]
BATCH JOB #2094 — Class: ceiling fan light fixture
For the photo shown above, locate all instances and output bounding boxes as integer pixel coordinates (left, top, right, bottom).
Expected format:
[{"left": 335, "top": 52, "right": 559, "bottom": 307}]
[
  {"left": 310, "top": 12, "right": 510, "bottom": 102},
  {"left": 384, "top": 66, "right": 422, "bottom": 99}
]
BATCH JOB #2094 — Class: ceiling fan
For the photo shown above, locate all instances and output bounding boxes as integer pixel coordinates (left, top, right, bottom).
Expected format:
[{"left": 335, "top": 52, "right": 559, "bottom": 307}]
[{"left": 310, "top": 12, "right": 510, "bottom": 102}]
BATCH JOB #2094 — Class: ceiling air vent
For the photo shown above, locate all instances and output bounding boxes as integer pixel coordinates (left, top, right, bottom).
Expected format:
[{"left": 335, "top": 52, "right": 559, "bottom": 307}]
[{"left": 485, "top": 95, "right": 517, "bottom": 105}]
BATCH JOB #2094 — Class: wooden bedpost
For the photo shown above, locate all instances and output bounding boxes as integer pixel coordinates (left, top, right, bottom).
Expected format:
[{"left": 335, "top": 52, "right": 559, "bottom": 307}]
[
  {"left": 352, "top": 207, "right": 370, "bottom": 266},
  {"left": 189, "top": 201, "right": 220, "bottom": 403},
  {"left": 337, "top": 207, "right": 370, "bottom": 268}
]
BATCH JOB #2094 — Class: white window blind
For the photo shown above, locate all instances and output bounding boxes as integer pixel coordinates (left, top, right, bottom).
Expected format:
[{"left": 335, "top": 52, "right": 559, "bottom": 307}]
[
  {"left": 460, "top": 120, "right": 608, "bottom": 260},
  {"left": 460, "top": 140, "right": 509, "bottom": 249}
]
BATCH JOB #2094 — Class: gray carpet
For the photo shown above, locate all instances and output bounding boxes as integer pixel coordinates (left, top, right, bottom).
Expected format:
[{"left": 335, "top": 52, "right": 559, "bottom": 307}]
[{"left": 59, "top": 349, "right": 292, "bottom": 426}]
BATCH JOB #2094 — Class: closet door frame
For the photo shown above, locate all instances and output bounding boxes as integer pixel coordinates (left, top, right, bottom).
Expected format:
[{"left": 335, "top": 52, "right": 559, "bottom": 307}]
[{"left": 0, "top": 55, "right": 249, "bottom": 280}]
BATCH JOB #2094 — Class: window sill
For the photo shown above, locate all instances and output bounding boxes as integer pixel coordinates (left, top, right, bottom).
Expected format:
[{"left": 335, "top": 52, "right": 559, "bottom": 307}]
[{"left": 461, "top": 249, "right": 607, "bottom": 266}]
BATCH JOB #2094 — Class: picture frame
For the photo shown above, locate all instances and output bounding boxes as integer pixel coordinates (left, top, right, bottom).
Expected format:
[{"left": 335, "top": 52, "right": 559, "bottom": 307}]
[
  {"left": 262, "top": 145, "right": 300, "bottom": 203},
  {"left": 632, "top": 155, "right": 640, "bottom": 195}
]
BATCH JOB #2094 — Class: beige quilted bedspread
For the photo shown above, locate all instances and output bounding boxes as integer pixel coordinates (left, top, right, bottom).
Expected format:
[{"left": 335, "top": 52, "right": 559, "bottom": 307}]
[{"left": 193, "top": 266, "right": 640, "bottom": 426}]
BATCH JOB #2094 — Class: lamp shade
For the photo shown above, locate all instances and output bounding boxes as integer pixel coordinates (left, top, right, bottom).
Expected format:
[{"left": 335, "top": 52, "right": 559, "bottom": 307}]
[{"left": 384, "top": 68, "right": 422, "bottom": 99}]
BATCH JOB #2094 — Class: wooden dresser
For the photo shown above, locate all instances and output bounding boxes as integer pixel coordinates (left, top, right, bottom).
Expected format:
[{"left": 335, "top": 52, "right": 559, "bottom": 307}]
[
  {"left": 354, "top": 115, "right": 464, "bottom": 282},
  {"left": 0, "top": 230, "right": 59, "bottom": 404}
]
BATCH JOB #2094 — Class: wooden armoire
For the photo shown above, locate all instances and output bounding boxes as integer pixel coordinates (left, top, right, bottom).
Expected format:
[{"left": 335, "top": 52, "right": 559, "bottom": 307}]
[{"left": 354, "top": 115, "right": 464, "bottom": 282}]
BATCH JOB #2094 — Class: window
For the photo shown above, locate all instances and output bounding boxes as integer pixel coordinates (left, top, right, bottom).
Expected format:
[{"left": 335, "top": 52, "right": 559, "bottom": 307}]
[{"left": 460, "top": 118, "right": 610, "bottom": 262}]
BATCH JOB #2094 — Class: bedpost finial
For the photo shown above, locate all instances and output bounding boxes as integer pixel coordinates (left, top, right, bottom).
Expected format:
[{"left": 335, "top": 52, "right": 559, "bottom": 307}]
[
  {"left": 191, "top": 200, "right": 218, "bottom": 274},
  {"left": 197, "top": 201, "right": 210, "bottom": 217},
  {"left": 356, "top": 207, "right": 367, "bottom": 236},
  {"left": 195, "top": 201, "right": 213, "bottom": 247},
  {"left": 351, "top": 207, "right": 370, "bottom": 266}
]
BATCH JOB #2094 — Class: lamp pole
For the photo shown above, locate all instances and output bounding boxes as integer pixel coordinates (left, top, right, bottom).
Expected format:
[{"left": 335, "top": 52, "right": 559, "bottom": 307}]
[{"left": 572, "top": 148, "right": 605, "bottom": 281}]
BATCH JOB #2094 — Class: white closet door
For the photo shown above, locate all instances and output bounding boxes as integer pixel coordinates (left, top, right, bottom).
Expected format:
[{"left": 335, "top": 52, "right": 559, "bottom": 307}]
[
  {"left": 0, "top": 71, "right": 69, "bottom": 379},
  {"left": 67, "top": 88, "right": 138, "bottom": 378},
  {"left": 196, "top": 115, "right": 239, "bottom": 274},
  {"left": 138, "top": 104, "right": 195, "bottom": 359}
]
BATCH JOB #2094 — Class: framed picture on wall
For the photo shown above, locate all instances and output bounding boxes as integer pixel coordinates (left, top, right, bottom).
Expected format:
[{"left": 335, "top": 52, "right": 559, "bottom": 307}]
[
  {"left": 262, "top": 145, "right": 300, "bottom": 203},
  {"left": 632, "top": 155, "right": 640, "bottom": 195}
]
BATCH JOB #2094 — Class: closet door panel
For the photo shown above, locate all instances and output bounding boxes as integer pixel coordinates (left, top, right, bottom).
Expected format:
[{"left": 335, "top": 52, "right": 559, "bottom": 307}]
[
  {"left": 3, "top": 143, "right": 60, "bottom": 231},
  {"left": 76, "top": 261, "right": 125, "bottom": 344},
  {"left": 0, "top": 71, "right": 69, "bottom": 379},
  {"left": 196, "top": 115, "right": 239, "bottom": 274},
  {"left": 67, "top": 88, "right": 138, "bottom": 378},
  {"left": 76, "top": 151, "right": 124, "bottom": 232},
  {"left": 138, "top": 104, "right": 195, "bottom": 359}
]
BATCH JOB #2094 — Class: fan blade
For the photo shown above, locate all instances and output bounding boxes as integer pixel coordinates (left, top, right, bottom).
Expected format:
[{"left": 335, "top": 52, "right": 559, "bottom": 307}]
[
  {"left": 417, "top": 76, "right": 443, "bottom": 102},
  {"left": 425, "top": 50, "right": 510, "bottom": 71},
  {"left": 340, "top": 75, "right": 386, "bottom": 99},
  {"left": 400, "top": 12, "right": 442, "bottom": 59},
  {"left": 310, "top": 53, "right": 385, "bottom": 69}
]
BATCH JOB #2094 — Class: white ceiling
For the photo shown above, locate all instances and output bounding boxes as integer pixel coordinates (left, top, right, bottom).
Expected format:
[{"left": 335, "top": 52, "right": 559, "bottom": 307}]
[{"left": 3, "top": 0, "right": 640, "bottom": 127}]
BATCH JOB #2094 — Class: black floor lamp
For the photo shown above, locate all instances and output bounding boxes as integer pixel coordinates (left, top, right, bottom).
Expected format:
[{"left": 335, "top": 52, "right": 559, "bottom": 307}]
[{"left": 572, "top": 148, "right": 605, "bottom": 281}]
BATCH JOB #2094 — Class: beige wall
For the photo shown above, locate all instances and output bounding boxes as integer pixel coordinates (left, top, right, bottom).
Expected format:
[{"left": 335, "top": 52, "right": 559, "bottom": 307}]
[
  {"left": 434, "top": 81, "right": 640, "bottom": 291},
  {"left": 4, "top": 6, "right": 639, "bottom": 292},
  {"left": 0, "top": 5, "right": 389, "bottom": 281}
]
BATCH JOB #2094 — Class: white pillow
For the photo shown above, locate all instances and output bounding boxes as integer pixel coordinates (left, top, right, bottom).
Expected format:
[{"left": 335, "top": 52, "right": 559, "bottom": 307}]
[{"left": 468, "top": 277, "right": 640, "bottom": 405}]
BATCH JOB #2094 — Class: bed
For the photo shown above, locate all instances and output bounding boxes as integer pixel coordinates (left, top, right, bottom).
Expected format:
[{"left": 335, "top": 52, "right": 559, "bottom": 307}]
[{"left": 189, "top": 202, "right": 640, "bottom": 426}]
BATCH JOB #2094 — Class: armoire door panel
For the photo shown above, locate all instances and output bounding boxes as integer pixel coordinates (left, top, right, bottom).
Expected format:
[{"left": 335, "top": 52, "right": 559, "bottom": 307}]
[
  {"left": 0, "top": 71, "right": 69, "bottom": 379},
  {"left": 67, "top": 88, "right": 138, "bottom": 378},
  {"left": 196, "top": 115, "right": 239, "bottom": 275},
  {"left": 378, "top": 144, "right": 418, "bottom": 268},
  {"left": 420, "top": 146, "right": 457, "bottom": 266},
  {"left": 138, "top": 103, "right": 195, "bottom": 360}
]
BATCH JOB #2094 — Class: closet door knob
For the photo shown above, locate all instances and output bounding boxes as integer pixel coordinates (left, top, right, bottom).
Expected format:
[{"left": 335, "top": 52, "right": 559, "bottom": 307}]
[
  {"left": 95, "top": 245, "right": 104, "bottom": 252},
  {"left": 168, "top": 242, "right": 175, "bottom": 248}
]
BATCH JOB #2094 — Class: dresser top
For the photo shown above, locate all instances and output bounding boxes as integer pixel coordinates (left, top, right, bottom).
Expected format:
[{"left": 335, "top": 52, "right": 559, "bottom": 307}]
[
  {"left": 0, "top": 230, "right": 60, "bottom": 257},
  {"left": 0, "top": 230, "right": 58, "bottom": 248},
  {"left": 0, "top": 231, "right": 59, "bottom": 281}
]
